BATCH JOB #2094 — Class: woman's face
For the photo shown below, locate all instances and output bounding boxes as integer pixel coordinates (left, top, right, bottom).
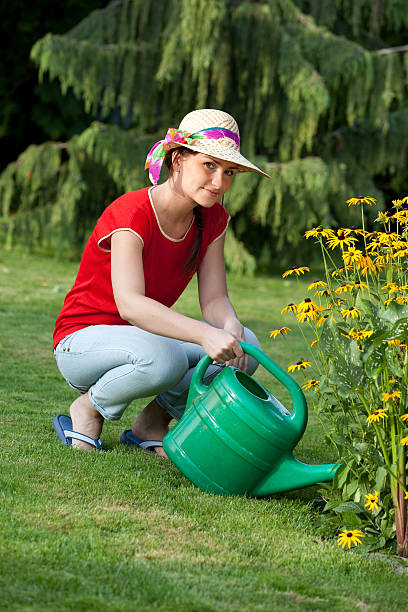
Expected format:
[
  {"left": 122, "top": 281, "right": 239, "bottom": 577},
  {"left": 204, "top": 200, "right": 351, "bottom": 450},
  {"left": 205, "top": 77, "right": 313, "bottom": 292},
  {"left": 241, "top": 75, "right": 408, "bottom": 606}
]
[{"left": 174, "top": 152, "right": 238, "bottom": 207}]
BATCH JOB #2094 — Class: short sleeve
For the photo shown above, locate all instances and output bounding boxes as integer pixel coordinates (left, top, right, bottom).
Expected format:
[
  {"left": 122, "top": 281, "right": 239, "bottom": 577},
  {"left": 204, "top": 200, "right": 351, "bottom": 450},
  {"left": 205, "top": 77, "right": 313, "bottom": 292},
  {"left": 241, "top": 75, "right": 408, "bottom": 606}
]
[{"left": 95, "top": 191, "right": 150, "bottom": 252}]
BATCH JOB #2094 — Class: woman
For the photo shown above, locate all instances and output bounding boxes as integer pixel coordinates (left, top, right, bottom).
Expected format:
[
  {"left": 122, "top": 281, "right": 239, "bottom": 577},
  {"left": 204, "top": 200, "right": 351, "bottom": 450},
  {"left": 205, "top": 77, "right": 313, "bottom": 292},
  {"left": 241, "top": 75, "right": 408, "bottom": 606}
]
[{"left": 52, "top": 109, "right": 269, "bottom": 455}]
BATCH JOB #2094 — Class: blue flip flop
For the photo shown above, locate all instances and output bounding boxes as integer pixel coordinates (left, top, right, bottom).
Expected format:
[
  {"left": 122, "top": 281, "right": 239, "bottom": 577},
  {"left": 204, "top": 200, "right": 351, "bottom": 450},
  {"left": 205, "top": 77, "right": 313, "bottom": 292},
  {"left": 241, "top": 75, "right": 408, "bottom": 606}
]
[
  {"left": 120, "top": 429, "right": 163, "bottom": 453},
  {"left": 52, "top": 414, "right": 102, "bottom": 451}
]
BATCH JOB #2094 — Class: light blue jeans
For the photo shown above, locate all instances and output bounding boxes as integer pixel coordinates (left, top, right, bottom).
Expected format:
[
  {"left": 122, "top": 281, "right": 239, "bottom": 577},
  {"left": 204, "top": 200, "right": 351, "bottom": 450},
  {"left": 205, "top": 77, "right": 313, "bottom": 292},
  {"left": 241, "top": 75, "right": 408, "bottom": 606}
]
[{"left": 54, "top": 324, "right": 260, "bottom": 421}]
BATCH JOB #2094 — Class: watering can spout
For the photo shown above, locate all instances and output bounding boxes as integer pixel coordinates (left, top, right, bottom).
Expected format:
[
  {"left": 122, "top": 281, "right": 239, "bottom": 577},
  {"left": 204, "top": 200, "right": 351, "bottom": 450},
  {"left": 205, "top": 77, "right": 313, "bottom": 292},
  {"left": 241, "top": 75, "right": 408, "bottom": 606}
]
[{"left": 252, "top": 455, "right": 339, "bottom": 497}]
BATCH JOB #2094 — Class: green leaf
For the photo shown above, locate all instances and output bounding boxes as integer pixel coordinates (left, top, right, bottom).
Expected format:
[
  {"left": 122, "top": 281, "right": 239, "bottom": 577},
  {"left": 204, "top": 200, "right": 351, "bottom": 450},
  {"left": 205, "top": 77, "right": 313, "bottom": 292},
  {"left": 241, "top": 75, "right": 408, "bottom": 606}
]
[
  {"left": 323, "top": 499, "right": 343, "bottom": 512},
  {"left": 345, "top": 479, "right": 359, "bottom": 497},
  {"left": 358, "top": 534, "right": 386, "bottom": 553},
  {"left": 379, "top": 303, "right": 408, "bottom": 325},
  {"left": 339, "top": 512, "right": 363, "bottom": 526},
  {"left": 334, "top": 464, "right": 350, "bottom": 489},
  {"left": 332, "top": 501, "right": 363, "bottom": 514},
  {"left": 328, "top": 356, "right": 365, "bottom": 397},
  {"left": 352, "top": 442, "right": 369, "bottom": 454},
  {"left": 390, "top": 317, "right": 408, "bottom": 338},
  {"left": 385, "top": 346, "right": 404, "bottom": 377},
  {"left": 375, "top": 466, "right": 388, "bottom": 491},
  {"left": 356, "top": 296, "right": 383, "bottom": 326},
  {"left": 363, "top": 342, "right": 384, "bottom": 378},
  {"left": 321, "top": 318, "right": 367, "bottom": 394}
]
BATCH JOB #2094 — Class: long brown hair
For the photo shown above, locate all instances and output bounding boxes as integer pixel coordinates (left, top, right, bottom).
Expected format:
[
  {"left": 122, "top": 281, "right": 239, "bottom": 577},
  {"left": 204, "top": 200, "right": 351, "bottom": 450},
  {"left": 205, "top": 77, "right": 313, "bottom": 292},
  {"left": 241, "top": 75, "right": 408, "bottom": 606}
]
[{"left": 165, "top": 147, "right": 204, "bottom": 276}]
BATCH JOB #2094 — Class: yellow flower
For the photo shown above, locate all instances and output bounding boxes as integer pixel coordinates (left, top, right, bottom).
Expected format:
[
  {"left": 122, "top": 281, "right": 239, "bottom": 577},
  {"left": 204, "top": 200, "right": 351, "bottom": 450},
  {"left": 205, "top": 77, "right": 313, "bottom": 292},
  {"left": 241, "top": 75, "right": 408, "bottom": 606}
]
[
  {"left": 317, "top": 314, "right": 330, "bottom": 327},
  {"left": 281, "top": 303, "right": 297, "bottom": 315},
  {"left": 346, "top": 196, "right": 376, "bottom": 207},
  {"left": 365, "top": 491, "right": 379, "bottom": 512},
  {"left": 354, "top": 330, "right": 373, "bottom": 340},
  {"left": 384, "top": 298, "right": 395, "bottom": 307},
  {"left": 270, "top": 327, "right": 291, "bottom": 339},
  {"left": 340, "top": 227, "right": 367, "bottom": 237},
  {"left": 352, "top": 281, "right": 369, "bottom": 291},
  {"left": 375, "top": 211, "right": 389, "bottom": 222},
  {"left": 381, "top": 391, "right": 401, "bottom": 402},
  {"left": 391, "top": 210, "right": 408, "bottom": 223},
  {"left": 377, "top": 231, "right": 399, "bottom": 245},
  {"left": 366, "top": 409, "right": 388, "bottom": 424},
  {"left": 344, "top": 328, "right": 373, "bottom": 341},
  {"left": 342, "top": 330, "right": 356, "bottom": 340},
  {"left": 342, "top": 248, "right": 364, "bottom": 266},
  {"left": 401, "top": 436, "right": 408, "bottom": 445},
  {"left": 391, "top": 240, "right": 408, "bottom": 250},
  {"left": 288, "top": 361, "right": 312, "bottom": 372},
  {"left": 337, "top": 529, "right": 365, "bottom": 549},
  {"left": 405, "top": 492, "right": 408, "bottom": 500},
  {"left": 366, "top": 240, "right": 381, "bottom": 253},
  {"left": 334, "top": 283, "right": 354, "bottom": 295},
  {"left": 297, "top": 298, "right": 318, "bottom": 312},
  {"left": 375, "top": 256, "right": 389, "bottom": 267},
  {"left": 314, "top": 288, "right": 330, "bottom": 297},
  {"left": 307, "top": 280, "right": 327, "bottom": 291},
  {"left": 341, "top": 307, "right": 361, "bottom": 320},
  {"left": 387, "top": 339, "right": 402, "bottom": 346},
  {"left": 304, "top": 226, "right": 334, "bottom": 239},
  {"left": 326, "top": 231, "right": 357, "bottom": 250},
  {"left": 392, "top": 199, "right": 404, "bottom": 208},
  {"left": 297, "top": 308, "right": 320, "bottom": 323},
  {"left": 302, "top": 379, "right": 320, "bottom": 390},
  {"left": 400, "top": 414, "right": 408, "bottom": 422},
  {"left": 358, "top": 256, "right": 383, "bottom": 276},
  {"left": 310, "top": 339, "right": 318, "bottom": 347},
  {"left": 382, "top": 282, "right": 399, "bottom": 292},
  {"left": 282, "top": 266, "right": 310, "bottom": 278},
  {"left": 332, "top": 265, "right": 352, "bottom": 277},
  {"left": 393, "top": 248, "right": 408, "bottom": 258}
]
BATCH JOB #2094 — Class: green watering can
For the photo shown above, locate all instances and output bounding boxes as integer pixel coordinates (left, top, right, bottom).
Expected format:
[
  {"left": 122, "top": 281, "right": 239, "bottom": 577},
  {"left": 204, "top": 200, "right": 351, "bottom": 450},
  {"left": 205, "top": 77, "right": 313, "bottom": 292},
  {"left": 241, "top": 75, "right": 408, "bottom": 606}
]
[{"left": 163, "top": 342, "right": 339, "bottom": 496}]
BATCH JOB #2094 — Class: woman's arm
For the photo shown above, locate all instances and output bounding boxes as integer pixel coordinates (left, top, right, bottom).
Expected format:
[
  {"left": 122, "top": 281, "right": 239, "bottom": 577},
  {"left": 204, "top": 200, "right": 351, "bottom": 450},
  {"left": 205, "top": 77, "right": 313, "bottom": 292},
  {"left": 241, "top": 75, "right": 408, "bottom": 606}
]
[
  {"left": 110, "top": 230, "right": 243, "bottom": 363},
  {"left": 197, "top": 234, "right": 248, "bottom": 370}
]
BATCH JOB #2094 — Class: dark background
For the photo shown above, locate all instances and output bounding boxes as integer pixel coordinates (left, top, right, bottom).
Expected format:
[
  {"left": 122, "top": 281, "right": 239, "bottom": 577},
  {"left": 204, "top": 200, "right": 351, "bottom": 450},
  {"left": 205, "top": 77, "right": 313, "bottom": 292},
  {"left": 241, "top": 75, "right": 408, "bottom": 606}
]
[{"left": 0, "top": 0, "right": 106, "bottom": 172}]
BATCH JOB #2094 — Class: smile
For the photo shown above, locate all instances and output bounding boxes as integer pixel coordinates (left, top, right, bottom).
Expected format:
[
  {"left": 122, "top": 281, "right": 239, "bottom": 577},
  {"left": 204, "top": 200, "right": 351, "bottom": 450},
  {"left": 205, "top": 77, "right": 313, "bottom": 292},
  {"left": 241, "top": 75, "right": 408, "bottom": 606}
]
[{"left": 204, "top": 188, "right": 219, "bottom": 197}]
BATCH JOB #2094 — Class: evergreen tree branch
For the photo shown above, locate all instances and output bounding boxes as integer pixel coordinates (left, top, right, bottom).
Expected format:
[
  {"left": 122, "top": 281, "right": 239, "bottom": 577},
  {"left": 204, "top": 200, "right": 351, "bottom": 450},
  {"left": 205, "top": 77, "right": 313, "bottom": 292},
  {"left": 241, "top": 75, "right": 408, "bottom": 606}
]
[{"left": 376, "top": 44, "right": 408, "bottom": 56}]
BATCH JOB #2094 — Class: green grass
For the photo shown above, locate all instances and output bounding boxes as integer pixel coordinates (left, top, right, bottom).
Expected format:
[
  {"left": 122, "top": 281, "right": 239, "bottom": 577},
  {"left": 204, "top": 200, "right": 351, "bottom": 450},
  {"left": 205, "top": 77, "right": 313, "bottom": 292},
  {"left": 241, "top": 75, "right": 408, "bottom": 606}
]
[{"left": 1, "top": 250, "right": 407, "bottom": 611}]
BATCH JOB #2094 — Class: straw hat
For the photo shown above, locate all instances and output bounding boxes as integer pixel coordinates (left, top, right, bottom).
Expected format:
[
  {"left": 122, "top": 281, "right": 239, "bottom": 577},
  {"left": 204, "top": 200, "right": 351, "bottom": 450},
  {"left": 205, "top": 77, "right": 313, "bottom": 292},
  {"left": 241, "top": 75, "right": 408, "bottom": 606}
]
[
  {"left": 168, "top": 109, "right": 269, "bottom": 178},
  {"left": 145, "top": 109, "right": 270, "bottom": 184}
]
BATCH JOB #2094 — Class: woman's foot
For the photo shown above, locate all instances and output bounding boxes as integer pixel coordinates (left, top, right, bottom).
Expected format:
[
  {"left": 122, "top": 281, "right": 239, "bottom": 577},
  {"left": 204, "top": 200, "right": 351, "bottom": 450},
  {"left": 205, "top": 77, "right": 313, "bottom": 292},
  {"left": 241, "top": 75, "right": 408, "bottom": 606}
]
[
  {"left": 131, "top": 399, "right": 172, "bottom": 457},
  {"left": 70, "top": 392, "right": 104, "bottom": 450}
]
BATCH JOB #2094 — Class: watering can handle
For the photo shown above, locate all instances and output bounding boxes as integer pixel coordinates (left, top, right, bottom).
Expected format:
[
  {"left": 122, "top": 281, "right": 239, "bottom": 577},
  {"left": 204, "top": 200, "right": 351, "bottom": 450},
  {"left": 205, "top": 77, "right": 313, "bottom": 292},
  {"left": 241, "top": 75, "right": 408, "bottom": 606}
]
[{"left": 191, "top": 341, "right": 307, "bottom": 436}]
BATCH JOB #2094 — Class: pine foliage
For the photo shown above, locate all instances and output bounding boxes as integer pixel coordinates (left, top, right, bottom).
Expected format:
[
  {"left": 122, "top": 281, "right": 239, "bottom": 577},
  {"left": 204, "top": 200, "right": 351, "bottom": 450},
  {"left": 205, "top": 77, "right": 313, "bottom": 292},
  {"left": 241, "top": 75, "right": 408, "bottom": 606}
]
[{"left": 1, "top": 0, "right": 408, "bottom": 271}]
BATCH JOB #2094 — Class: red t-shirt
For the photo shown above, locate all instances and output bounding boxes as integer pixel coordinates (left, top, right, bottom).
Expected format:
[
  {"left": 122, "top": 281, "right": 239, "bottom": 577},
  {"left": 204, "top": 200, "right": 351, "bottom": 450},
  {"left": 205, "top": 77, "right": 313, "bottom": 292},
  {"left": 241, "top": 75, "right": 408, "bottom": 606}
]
[{"left": 53, "top": 187, "right": 230, "bottom": 349}]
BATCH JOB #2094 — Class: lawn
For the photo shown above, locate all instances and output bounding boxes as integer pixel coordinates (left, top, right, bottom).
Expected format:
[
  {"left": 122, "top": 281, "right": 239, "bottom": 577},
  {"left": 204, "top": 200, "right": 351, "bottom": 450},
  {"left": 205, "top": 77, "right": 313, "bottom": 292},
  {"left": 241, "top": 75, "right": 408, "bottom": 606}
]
[{"left": 1, "top": 250, "right": 407, "bottom": 611}]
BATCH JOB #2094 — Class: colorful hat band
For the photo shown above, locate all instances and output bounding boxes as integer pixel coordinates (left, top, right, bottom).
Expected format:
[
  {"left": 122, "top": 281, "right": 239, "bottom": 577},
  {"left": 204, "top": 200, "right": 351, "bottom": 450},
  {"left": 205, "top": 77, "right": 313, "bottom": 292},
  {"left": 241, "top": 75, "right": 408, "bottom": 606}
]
[{"left": 145, "top": 127, "right": 240, "bottom": 185}]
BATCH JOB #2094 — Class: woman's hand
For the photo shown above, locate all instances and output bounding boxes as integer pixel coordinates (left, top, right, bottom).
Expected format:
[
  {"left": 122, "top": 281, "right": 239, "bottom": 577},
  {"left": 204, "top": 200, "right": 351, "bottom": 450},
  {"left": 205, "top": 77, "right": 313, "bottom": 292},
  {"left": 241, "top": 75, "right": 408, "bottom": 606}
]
[
  {"left": 223, "top": 319, "right": 248, "bottom": 372},
  {"left": 201, "top": 326, "right": 244, "bottom": 365}
]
